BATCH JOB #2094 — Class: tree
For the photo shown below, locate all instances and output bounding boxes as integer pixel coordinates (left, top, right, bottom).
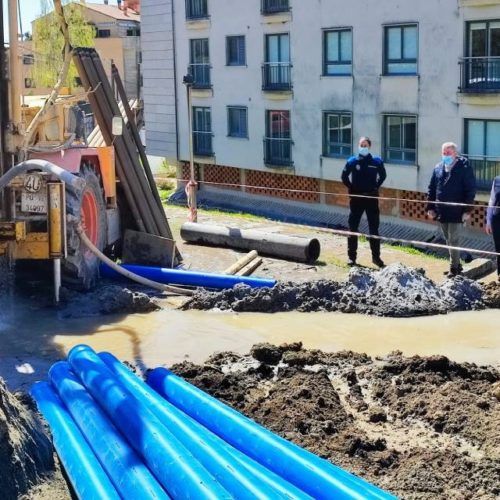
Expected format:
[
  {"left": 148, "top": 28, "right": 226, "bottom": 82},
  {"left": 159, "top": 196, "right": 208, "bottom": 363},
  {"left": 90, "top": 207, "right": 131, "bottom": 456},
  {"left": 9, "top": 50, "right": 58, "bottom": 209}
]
[{"left": 32, "top": 0, "right": 94, "bottom": 89}]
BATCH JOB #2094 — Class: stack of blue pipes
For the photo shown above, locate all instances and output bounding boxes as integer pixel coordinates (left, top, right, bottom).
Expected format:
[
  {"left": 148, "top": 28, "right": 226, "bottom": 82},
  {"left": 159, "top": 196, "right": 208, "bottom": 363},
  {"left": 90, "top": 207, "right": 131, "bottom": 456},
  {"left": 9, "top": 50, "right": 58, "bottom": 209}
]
[{"left": 31, "top": 345, "right": 396, "bottom": 500}]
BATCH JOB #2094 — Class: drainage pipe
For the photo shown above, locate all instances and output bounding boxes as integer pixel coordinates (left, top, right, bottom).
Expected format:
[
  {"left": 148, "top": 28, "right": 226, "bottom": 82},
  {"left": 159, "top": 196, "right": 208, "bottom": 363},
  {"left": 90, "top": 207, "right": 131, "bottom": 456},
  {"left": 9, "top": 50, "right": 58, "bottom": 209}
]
[
  {"left": 48, "top": 362, "right": 169, "bottom": 500},
  {"left": 147, "top": 368, "right": 396, "bottom": 500},
  {"left": 181, "top": 223, "right": 321, "bottom": 263},
  {"left": 67, "top": 345, "right": 231, "bottom": 499},
  {"left": 99, "top": 351, "right": 311, "bottom": 500},
  {"left": 31, "top": 382, "right": 120, "bottom": 500},
  {"left": 100, "top": 262, "right": 276, "bottom": 289}
]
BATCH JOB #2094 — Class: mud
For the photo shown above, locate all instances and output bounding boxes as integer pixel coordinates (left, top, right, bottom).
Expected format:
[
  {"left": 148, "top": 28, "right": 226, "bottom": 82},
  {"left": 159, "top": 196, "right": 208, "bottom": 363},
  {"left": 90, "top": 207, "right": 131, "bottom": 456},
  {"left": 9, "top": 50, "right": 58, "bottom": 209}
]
[
  {"left": 184, "top": 264, "right": 486, "bottom": 316},
  {"left": 482, "top": 281, "right": 500, "bottom": 309},
  {"left": 171, "top": 344, "right": 500, "bottom": 499},
  {"left": 0, "top": 378, "right": 69, "bottom": 499}
]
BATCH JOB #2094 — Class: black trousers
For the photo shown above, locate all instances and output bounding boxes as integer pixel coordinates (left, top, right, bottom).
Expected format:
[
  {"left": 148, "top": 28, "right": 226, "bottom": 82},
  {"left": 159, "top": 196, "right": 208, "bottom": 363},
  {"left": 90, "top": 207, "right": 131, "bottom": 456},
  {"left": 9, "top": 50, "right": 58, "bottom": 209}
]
[
  {"left": 348, "top": 197, "right": 380, "bottom": 260},
  {"left": 492, "top": 216, "right": 500, "bottom": 276}
]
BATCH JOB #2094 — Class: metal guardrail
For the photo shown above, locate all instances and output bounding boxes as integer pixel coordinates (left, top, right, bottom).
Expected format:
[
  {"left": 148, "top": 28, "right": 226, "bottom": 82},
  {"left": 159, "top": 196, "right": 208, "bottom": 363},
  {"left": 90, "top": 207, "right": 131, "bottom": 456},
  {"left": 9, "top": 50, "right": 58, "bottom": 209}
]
[
  {"left": 261, "top": 0, "right": 290, "bottom": 14},
  {"left": 185, "top": 0, "right": 208, "bottom": 19},
  {"left": 262, "top": 62, "right": 292, "bottom": 91},
  {"left": 459, "top": 57, "right": 500, "bottom": 92},
  {"left": 193, "top": 131, "right": 213, "bottom": 156},
  {"left": 188, "top": 63, "right": 212, "bottom": 89},
  {"left": 264, "top": 137, "right": 293, "bottom": 167}
]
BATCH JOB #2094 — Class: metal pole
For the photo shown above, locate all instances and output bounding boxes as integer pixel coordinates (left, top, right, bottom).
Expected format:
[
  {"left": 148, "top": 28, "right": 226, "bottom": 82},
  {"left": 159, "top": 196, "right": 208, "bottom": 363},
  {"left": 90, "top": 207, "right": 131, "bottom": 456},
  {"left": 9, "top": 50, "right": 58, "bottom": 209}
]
[
  {"left": 54, "top": 259, "right": 61, "bottom": 303},
  {"left": 183, "top": 75, "right": 197, "bottom": 222},
  {"left": 8, "top": 0, "right": 21, "bottom": 130}
]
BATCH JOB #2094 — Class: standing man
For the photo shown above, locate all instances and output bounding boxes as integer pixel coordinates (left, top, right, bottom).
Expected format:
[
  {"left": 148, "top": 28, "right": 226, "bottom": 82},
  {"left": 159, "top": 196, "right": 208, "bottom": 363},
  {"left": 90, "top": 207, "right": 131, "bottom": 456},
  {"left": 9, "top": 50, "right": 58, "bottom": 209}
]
[
  {"left": 485, "top": 176, "right": 500, "bottom": 279},
  {"left": 341, "top": 137, "right": 387, "bottom": 267},
  {"left": 427, "top": 142, "right": 476, "bottom": 277}
]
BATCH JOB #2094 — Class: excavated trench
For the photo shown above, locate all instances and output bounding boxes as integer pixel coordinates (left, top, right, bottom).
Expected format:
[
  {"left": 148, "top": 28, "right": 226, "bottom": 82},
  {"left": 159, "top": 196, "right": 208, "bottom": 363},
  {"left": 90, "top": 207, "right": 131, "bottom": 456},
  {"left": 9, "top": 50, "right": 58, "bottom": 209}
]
[
  {"left": 171, "top": 343, "right": 500, "bottom": 500},
  {"left": 184, "top": 263, "right": 499, "bottom": 316}
]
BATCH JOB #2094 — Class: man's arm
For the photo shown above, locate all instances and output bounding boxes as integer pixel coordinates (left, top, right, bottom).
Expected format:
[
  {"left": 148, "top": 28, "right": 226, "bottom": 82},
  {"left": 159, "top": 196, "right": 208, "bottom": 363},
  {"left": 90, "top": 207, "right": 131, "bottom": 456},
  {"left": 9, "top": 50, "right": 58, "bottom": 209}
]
[
  {"left": 426, "top": 169, "right": 437, "bottom": 213},
  {"left": 341, "top": 161, "right": 353, "bottom": 191},
  {"left": 463, "top": 162, "right": 476, "bottom": 213},
  {"left": 377, "top": 162, "right": 387, "bottom": 188},
  {"left": 486, "top": 182, "right": 495, "bottom": 231}
]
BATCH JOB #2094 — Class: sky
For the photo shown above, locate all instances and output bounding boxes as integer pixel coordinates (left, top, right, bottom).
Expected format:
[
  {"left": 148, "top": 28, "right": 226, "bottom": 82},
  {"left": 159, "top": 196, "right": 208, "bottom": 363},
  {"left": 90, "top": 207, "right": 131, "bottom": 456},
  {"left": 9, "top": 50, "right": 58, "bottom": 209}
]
[{"left": 3, "top": 0, "right": 111, "bottom": 38}]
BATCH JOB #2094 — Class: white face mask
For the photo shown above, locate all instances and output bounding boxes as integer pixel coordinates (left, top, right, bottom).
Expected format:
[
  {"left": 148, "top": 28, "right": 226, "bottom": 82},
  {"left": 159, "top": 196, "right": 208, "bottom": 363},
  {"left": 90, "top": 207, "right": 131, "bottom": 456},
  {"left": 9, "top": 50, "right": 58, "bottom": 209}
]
[{"left": 359, "top": 147, "right": 370, "bottom": 156}]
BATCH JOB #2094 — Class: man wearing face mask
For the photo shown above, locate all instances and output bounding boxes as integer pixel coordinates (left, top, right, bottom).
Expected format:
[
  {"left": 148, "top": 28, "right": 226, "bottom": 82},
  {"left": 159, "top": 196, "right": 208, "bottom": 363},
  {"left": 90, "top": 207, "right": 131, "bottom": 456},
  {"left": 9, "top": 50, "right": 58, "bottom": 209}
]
[
  {"left": 341, "top": 137, "right": 387, "bottom": 267},
  {"left": 427, "top": 142, "right": 476, "bottom": 277}
]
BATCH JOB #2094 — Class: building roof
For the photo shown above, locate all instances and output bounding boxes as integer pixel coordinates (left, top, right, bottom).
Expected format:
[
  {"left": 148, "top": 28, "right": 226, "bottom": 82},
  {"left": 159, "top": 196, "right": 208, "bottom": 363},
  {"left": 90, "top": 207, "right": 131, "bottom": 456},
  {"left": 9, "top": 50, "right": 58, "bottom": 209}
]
[{"left": 84, "top": 3, "right": 140, "bottom": 22}]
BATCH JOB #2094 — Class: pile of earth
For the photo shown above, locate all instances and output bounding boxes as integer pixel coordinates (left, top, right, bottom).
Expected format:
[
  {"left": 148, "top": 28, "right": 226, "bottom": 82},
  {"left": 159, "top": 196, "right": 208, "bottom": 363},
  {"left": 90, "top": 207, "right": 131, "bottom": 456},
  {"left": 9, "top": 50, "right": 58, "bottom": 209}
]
[
  {"left": 482, "top": 280, "right": 500, "bottom": 308},
  {"left": 184, "top": 263, "right": 485, "bottom": 316},
  {"left": 0, "top": 378, "right": 69, "bottom": 499},
  {"left": 170, "top": 343, "right": 500, "bottom": 500}
]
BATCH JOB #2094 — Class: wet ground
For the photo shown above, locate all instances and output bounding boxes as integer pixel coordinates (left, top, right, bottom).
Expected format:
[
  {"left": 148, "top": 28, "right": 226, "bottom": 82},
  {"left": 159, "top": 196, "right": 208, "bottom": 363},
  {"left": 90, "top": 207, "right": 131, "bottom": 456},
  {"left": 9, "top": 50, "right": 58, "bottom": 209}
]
[{"left": 171, "top": 343, "right": 500, "bottom": 499}]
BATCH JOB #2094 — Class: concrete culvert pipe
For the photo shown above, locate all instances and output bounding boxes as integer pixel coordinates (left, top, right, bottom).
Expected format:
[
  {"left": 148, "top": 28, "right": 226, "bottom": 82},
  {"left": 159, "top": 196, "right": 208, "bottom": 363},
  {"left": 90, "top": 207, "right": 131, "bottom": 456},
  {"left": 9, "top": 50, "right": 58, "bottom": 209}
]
[{"left": 181, "top": 223, "right": 321, "bottom": 263}]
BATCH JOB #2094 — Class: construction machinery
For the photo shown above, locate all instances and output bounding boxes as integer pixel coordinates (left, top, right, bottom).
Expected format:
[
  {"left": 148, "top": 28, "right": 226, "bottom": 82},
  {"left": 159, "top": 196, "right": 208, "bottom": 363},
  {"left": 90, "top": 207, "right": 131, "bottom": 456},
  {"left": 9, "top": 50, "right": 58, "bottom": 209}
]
[{"left": 0, "top": 0, "right": 176, "bottom": 299}]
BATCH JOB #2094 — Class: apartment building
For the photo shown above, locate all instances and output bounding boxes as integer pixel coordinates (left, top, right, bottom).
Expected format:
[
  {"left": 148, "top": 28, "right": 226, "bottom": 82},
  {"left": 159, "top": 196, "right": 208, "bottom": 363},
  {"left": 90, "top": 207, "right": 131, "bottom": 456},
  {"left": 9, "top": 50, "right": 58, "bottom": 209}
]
[{"left": 142, "top": 0, "right": 500, "bottom": 231}]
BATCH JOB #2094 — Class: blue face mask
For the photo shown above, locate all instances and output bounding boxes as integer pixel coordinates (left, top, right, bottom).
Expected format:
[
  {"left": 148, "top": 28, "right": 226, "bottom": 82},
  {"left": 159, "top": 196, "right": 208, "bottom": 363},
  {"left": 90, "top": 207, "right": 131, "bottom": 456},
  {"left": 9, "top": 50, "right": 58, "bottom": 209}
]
[
  {"left": 442, "top": 155, "right": 454, "bottom": 166},
  {"left": 359, "top": 147, "right": 370, "bottom": 156}
]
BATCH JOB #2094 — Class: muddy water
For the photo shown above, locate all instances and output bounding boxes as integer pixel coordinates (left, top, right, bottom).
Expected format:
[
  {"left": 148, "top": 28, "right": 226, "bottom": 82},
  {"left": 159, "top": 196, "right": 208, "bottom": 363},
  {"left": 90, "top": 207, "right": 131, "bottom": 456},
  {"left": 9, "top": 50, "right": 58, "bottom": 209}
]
[{"left": 45, "top": 309, "right": 500, "bottom": 367}]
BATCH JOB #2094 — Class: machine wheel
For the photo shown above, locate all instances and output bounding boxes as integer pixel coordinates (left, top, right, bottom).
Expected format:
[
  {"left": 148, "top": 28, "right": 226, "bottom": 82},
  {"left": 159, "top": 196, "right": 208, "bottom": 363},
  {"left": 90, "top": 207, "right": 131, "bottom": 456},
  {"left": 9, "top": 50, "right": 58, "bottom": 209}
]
[{"left": 63, "top": 162, "right": 107, "bottom": 289}]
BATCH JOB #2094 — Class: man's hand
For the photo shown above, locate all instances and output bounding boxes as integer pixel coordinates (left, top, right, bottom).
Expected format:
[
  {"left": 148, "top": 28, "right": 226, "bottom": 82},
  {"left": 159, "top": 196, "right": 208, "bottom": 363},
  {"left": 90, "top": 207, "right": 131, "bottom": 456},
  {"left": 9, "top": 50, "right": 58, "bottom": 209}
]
[
  {"left": 427, "top": 210, "right": 437, "bottom": 219},
  {"left": 486, "top": 224, "right": 493, "bottom": 235},
  {"left": 462, "top": 213, "right": 471, "bottom": 223}
]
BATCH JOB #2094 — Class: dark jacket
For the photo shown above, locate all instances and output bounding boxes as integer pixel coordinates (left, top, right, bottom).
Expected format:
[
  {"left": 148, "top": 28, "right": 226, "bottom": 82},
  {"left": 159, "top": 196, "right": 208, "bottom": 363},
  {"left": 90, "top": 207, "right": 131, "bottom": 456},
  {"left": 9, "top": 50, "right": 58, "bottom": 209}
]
[
  {"left": 486, "top": 176, "right": 500, "bottom": 226},
  {"left": 426, "top": 156, "right": 476, "bottom": 223},
  {"left": 341, "top": 154, "right": 387, "bottom": 195}
]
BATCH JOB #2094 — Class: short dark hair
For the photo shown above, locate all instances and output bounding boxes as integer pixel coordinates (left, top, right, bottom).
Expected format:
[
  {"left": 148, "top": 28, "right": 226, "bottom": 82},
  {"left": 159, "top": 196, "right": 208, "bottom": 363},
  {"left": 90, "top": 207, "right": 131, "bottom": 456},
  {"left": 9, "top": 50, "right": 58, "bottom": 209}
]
[{"left": 359, "top": 136, "right": 372, "bottom": 147}]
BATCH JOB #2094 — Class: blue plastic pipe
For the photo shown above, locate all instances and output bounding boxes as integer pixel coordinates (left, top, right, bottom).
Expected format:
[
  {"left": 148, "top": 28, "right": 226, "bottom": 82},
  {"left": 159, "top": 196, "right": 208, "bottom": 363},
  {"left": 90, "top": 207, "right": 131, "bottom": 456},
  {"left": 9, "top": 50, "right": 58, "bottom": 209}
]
[
  {"left": 99, "top": 351, "right": 311, "bottom": 500},
  {"left": 67, "top": 345, "right": 231, "bottom": 500},
  {"left": 100, "top": 263, "right": 276, "bottom": 289},
  {"left": 148, "top": 368, "right": 396, "bottom": 500},
  {"left": 48, "top": 362, "right": 169, "bottom": 500},
  {"left": 31, "top": 382, "right": 120, "bottom": 500}
]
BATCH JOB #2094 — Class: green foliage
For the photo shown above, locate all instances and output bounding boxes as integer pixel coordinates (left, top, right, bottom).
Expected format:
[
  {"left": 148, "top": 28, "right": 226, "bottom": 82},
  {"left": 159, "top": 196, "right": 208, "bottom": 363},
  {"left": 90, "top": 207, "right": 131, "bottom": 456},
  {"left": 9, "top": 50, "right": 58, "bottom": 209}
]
[
  {"left": 33, "top": 1, "right": 94, "bottom": 89},
  {"left": 160, "top": 160, "right": 177, "bottom": 178}
]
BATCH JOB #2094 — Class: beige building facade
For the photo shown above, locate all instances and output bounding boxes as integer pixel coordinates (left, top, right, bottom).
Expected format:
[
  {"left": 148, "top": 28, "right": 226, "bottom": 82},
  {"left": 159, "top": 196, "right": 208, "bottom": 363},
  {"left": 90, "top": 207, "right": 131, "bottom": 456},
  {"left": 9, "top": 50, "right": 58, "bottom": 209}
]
[{"left": 142, "top": 0, "right": 500, "bottom": 231}]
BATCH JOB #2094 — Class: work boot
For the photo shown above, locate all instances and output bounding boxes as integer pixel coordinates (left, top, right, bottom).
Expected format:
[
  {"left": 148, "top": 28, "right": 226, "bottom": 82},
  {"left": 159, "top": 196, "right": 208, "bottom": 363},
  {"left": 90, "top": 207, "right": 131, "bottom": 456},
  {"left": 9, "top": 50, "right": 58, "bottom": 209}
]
[
  {"left": 347, "top": 258, "right": 357, "bottom": 267},
  {"left": 446, "top": 266, "right": 463, "bottom": 278},
  {"left": 372, "top": 256, "right": 385, "bottom": 268}
]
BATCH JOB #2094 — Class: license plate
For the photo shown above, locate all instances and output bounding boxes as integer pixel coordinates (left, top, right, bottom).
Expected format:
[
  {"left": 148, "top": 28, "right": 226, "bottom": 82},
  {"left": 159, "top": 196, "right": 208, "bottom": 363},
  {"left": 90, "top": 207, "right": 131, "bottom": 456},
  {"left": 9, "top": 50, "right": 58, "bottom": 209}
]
[{"left": 21, "top": 191, "right": 47, "bottom": 213}]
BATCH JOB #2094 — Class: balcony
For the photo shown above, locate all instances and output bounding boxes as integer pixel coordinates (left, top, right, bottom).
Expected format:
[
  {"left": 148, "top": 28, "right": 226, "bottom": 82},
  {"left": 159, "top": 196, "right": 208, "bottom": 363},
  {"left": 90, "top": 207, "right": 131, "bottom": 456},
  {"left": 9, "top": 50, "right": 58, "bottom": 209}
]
[
  {"left": 188, "top": 63, "right": 211, "bottom": 89},
  {"left": 261, "top": 0, "right": 290, "bottom": 14},
  {"left": 468, "top": 157, "right": 500, "bottom": 191},
  {"left": 193, "top": 131, "right": 213, "bottom": 157},
  {"left": 185, "top": 0, "right": 208, "bottom": 20},
  {"left": 459, "top": 57, "right": 500, "bottom": 93},
  {"left": 262, "top": 63, "right": 292, "bottom": 91},
  {"left": 264, "top": 137, "right": 293, "bottom": 167}
]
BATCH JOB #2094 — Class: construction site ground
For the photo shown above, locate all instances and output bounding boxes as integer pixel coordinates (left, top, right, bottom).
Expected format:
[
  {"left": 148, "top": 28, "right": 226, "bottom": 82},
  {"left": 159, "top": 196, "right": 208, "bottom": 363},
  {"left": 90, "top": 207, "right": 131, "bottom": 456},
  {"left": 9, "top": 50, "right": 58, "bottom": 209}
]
[{"left": 0, "top": 203, "right": 499, "bottom": 499}]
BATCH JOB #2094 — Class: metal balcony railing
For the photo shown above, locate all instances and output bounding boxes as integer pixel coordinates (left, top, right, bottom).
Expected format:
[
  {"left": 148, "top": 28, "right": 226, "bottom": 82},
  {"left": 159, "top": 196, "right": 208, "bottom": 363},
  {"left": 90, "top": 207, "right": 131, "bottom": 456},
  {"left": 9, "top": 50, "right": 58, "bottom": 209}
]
[
  {"left": 188, "top": 63, "right": 211, "bottom": 89},
  {"left": 459, "top": 57, "right": 500, "bottom": 92},
  {"left": 264, "top": 137, "right": 293, "bottom": 166},
  {"left": 467, "top": 156, "right": 500, "bottom": 191},
  {"left": 261, "top": 0, "right": 290, "bottom": 14},
  {"left": 193, "top": 131, "right": 213, "bottom": 156},
  {"left": 186, "top": 0, "right": 208, "bottom": 19},
  {"left": 262, "top": 62, "right": 292, "bottom": 91}
]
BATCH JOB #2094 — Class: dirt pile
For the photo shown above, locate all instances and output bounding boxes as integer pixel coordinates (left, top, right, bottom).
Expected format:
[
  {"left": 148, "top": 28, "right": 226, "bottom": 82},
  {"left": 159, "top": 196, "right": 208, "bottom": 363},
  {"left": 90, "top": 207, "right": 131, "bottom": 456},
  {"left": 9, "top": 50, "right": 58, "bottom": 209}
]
[
  {"left": 184, "top": 264, "right": 485, "bottom": 316},
  {"left": 171, "top": 344, "right": 500, "bottom": 499},
  {"left": 482, "top": 281, "right": 500, "bottom": 309},
  {"left": 0, "top": 378, "right": 66, "bottom": 499},
  {"left": 60, "top": 284, "right": 160, "bottom": 318}
]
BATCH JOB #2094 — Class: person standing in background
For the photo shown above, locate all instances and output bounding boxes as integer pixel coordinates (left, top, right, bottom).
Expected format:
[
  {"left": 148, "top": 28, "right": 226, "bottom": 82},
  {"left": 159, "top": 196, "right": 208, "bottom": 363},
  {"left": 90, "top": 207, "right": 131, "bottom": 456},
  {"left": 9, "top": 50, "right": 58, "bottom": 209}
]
[{"left": 486, "top": 176, "right": 500, "bottom": 279}]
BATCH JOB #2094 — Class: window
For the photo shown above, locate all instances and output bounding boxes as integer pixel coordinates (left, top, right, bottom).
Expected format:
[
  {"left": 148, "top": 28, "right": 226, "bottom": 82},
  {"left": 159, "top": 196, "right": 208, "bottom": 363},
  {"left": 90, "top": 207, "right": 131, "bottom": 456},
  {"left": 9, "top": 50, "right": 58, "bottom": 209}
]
[
  {"left": 383, "top": 115, "right": 417, "bottom": 164},
  {"left": 227, "top": 107, "right": 248, "bottom": 138},
  {"left": 226, "top": 36, "right": 246, "bottom": 66},
  {"left": 23, "top": 54, "right": 34, "bottom": 65},
  {"left": 323, "top": 112, "right": 352, "bottom": 157},
  {"left": 96, "top": 29, "right": 111, "bottom": 38},
  {"left": 263, "top": 33, "right": 292, "bottom": 90},
  {"left": 193, "top": 107, "right": 213, "bottom": 156},
  {"left": 186, "top": 0, "right": 208, "bottom": 20},
  {"left": 264, "top": 110, "right": 292, "bottom": 166},
  {"left": 465, "top": 119, "right": 500, "bottom": 190},
  {"left": 127, "top": 27, "right": 140, "bottom": 36},
  {"left": 323, "top": 29, "right": 352, "bottom": 76},
  {"left": 261, "top": 0, "right": 289, "bottom": 15},
  {"left": 189, "top": 38, "right": 211, "bottom": 88},
  {"left": 384, "top": 24, "right": 418, "bottom": 75}
]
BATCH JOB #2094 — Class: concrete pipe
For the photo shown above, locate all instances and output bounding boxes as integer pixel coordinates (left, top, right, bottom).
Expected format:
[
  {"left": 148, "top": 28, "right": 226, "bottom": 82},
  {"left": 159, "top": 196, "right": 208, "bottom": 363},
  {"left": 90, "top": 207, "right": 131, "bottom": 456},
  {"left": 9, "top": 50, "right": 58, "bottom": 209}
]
[
  {"left": 147, "top": 368, "right": 395, "bottom": 500},
  {"left": 180, "top": 223, "right": 321, "bottom": 263},
  {"left": 99, "top": 352, "right": 308, "bottom": 500}
]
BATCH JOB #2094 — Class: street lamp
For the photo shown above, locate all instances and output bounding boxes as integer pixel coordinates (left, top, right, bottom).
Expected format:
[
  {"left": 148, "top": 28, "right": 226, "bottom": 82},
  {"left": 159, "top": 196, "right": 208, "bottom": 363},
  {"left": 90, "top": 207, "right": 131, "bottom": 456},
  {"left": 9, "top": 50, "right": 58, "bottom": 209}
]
[{"left": 183, "top": 73, "right": 197, "bottom": 223}]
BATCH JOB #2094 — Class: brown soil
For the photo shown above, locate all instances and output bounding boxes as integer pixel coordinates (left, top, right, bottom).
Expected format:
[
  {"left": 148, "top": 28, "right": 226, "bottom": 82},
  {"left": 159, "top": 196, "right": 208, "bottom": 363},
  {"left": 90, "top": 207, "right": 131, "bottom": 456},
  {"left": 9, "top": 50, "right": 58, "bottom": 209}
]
[
  {"left": 0, "top": 378, "right": 70, "bottom": 499},
  {"left": 483, "top": 281, "right": 500, "bottom": 308},
  {"left": 171, "top": 343, "right": 500, "bottom": 500}
]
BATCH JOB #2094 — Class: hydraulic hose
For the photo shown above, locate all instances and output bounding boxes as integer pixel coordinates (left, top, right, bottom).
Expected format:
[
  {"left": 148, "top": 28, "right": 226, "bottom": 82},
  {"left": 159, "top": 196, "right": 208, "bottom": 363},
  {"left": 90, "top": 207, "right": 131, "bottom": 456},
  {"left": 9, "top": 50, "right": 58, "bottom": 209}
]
[{"left": 76, "top": 225, "right": 193, "bottom": 296}]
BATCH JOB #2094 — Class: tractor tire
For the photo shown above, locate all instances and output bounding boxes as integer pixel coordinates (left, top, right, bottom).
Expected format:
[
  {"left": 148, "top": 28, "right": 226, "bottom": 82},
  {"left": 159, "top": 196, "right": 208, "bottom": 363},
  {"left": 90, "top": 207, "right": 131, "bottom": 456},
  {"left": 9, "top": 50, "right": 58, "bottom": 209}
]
[{"left": 63, "top": 162, "right": 107, "bottom": 289}]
